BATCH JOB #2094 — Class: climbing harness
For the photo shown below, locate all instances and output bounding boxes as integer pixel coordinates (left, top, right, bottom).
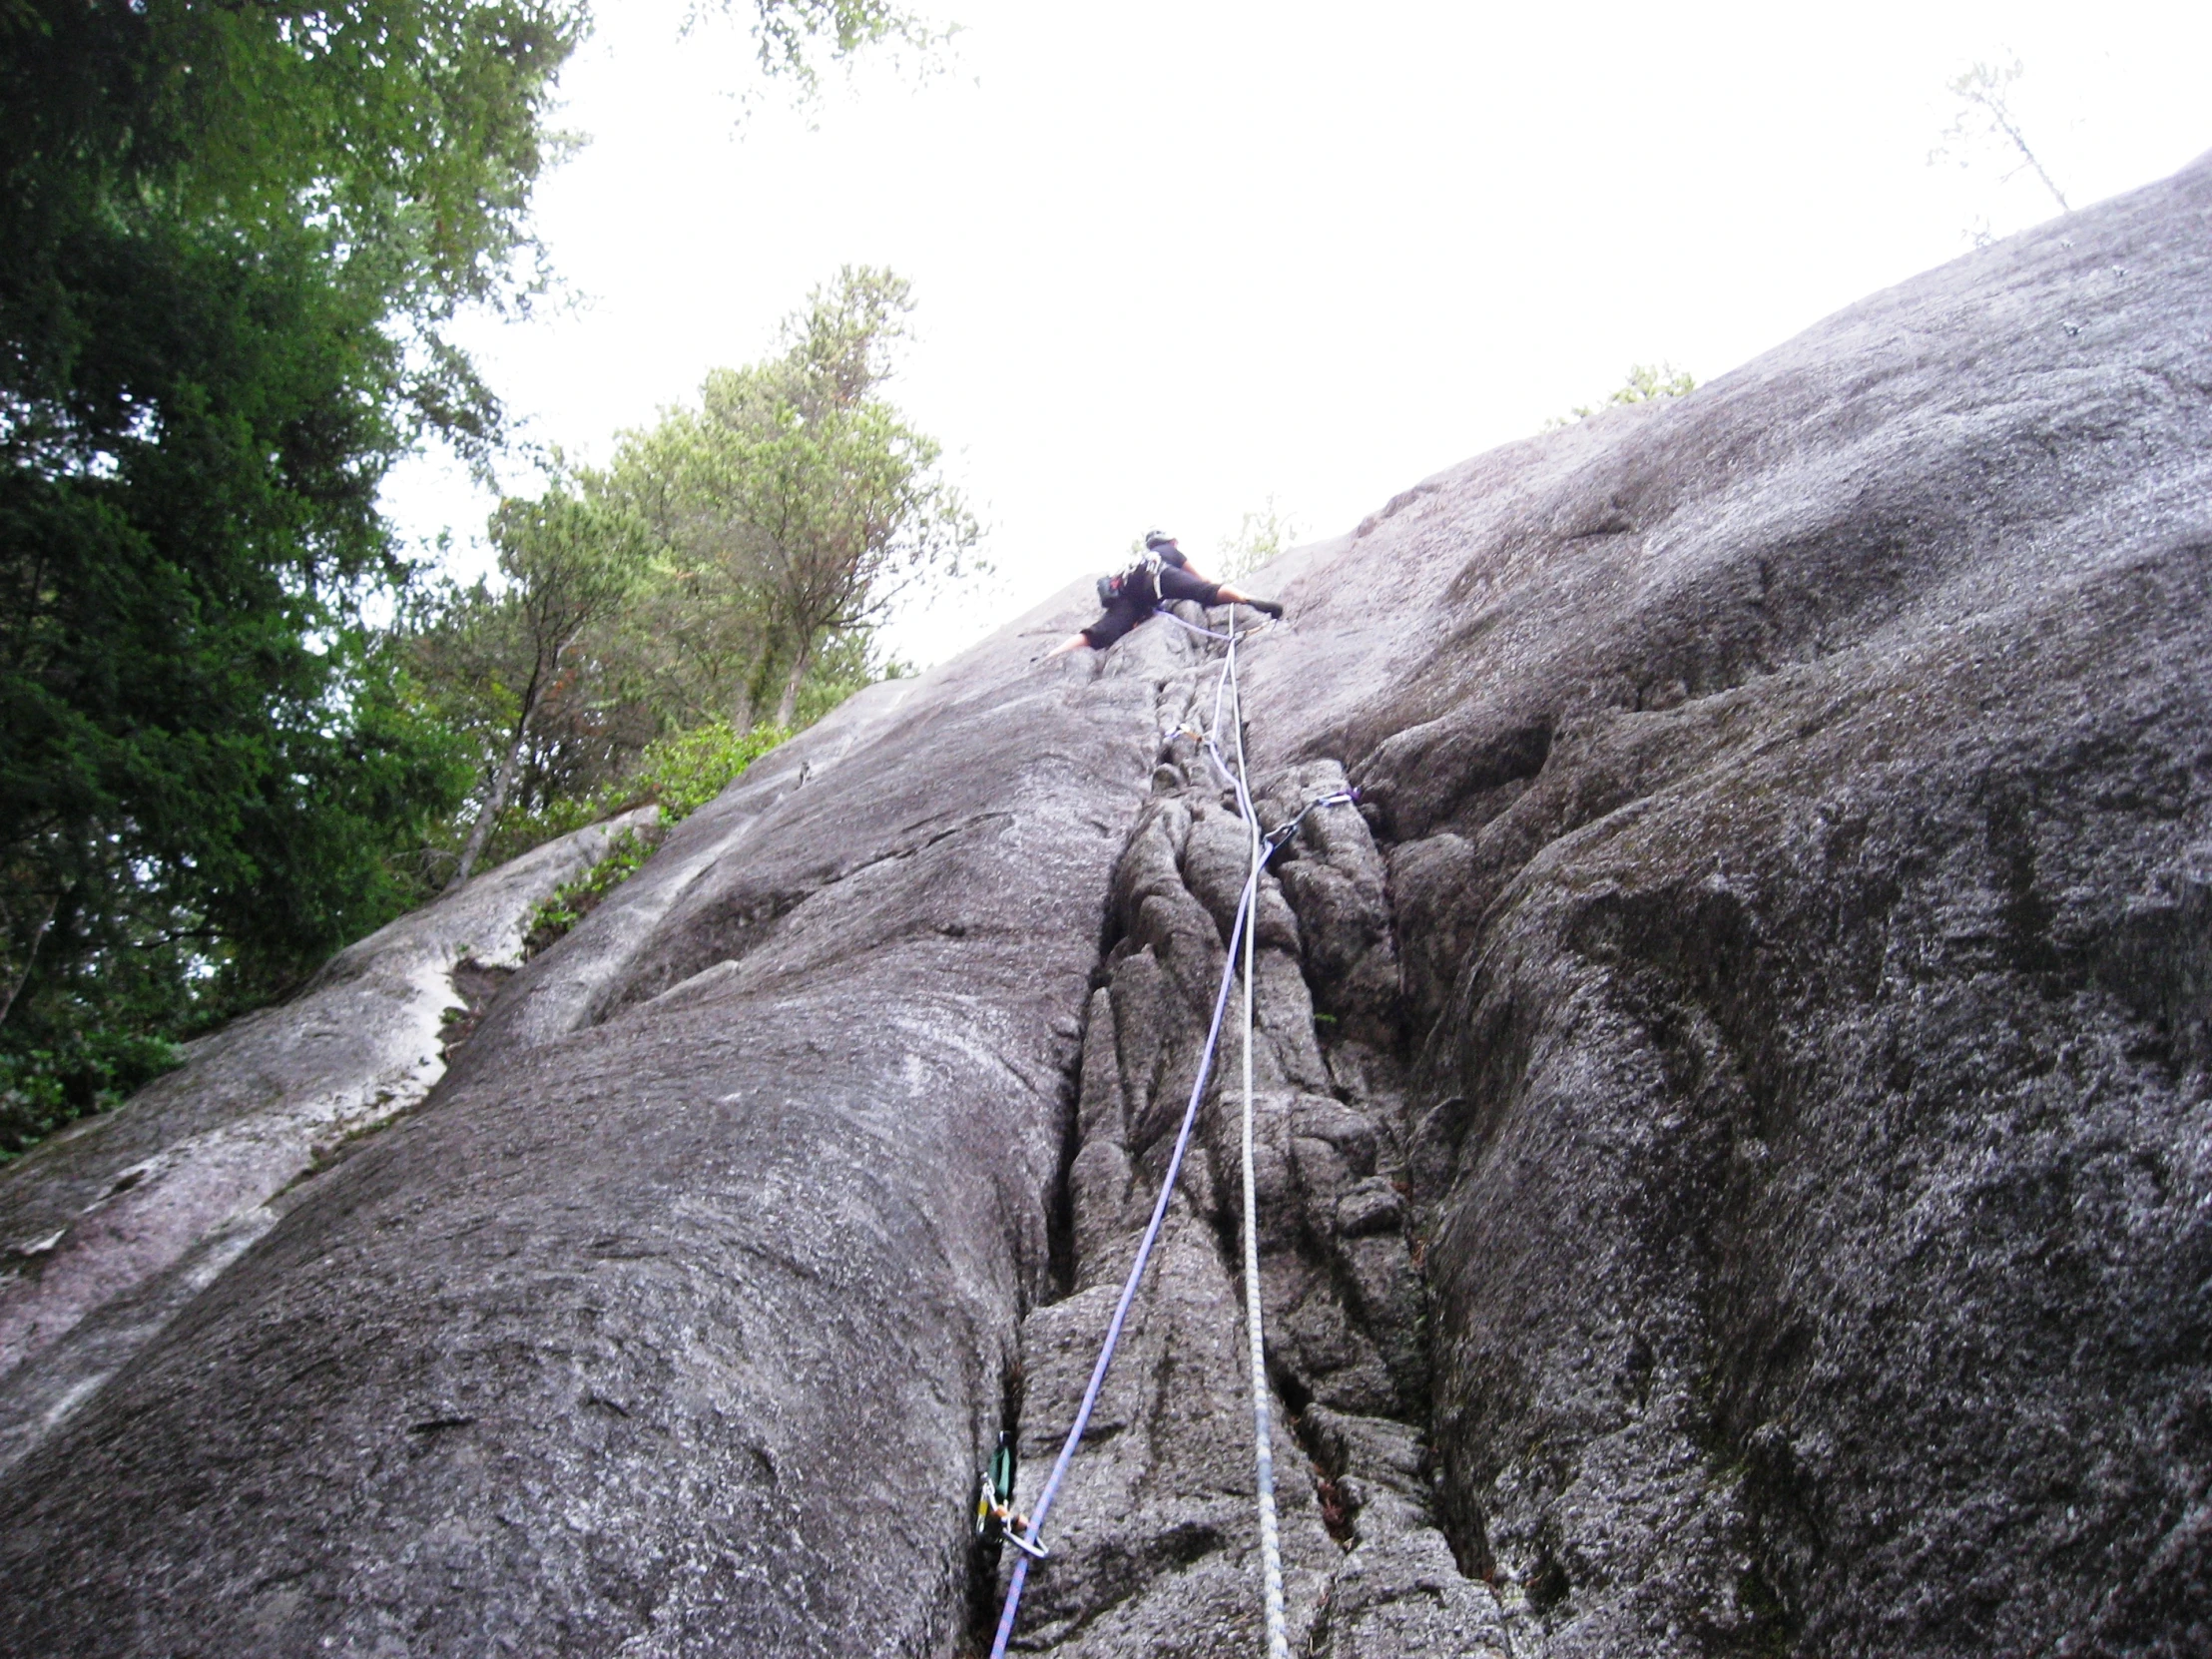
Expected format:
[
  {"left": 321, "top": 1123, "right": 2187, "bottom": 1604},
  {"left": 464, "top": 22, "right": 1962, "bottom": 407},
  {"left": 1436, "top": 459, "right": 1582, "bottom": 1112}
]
[{"left": 984, "top": 605, "right": 1357, "bottom": 1659}]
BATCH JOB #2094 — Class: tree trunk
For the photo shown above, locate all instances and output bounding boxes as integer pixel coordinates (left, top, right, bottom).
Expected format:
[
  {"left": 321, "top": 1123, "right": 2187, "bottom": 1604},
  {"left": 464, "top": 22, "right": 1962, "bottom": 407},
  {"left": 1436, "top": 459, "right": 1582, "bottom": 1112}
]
[
  {"left": 445, "top": 719, "right": 531, "bottom": 893},
  {"left": 446, "top": 623, "right": 584, "bottom": 893},
  {"left": 0, "top": 890, "right": 59, "bottom": 1029},
  {"left": 773, "top": 637, "right": 813, "bottom": 730},
  {"left": 744, "top": 647, "right": 784, "bottom": 734}
]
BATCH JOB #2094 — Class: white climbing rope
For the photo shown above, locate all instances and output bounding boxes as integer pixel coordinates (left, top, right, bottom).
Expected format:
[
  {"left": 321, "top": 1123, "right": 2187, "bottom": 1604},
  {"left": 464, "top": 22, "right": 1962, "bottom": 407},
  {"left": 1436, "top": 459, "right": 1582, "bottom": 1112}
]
[
  {"left": 987, "top": 603, "right": 1335, "bottom": 1659},
  {"left": 1225, "top": 617, "right": 1293, "bottom": 1659},
  {"left": 984, "top": 845, "right": 1263, "bottom": 1659}
]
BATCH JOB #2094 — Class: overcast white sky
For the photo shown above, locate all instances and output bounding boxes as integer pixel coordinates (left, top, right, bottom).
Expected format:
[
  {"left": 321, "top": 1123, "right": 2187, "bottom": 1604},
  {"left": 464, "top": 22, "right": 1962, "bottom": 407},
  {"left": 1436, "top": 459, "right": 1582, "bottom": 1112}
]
[{"left": 382, "top": 0, "right": 2212, "bottom": 667}]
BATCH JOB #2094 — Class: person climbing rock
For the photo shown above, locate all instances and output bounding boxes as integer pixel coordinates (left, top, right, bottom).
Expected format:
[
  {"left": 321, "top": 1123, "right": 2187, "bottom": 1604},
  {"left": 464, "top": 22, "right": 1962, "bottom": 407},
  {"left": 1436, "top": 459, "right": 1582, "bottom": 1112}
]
[{"left": 1042, "top": 530, "right": 1285, "bottom": 661}]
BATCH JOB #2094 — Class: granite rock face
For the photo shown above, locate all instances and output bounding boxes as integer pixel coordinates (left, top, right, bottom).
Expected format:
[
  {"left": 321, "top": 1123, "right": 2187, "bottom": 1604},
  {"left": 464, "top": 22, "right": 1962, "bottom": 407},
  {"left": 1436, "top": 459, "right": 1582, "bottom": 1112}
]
[
  {"left": 3, "top": 156, "right": 2211, "bottom": 1657},
  {"left": 0, "top": 808, "right": 655, "bottom": 1480},
  {"left": 0, "top": 631, "right": 1161, "bottom": 1657},
  {"left": 1228, "top": 157, "right": 2212, "bottom": 1657}
]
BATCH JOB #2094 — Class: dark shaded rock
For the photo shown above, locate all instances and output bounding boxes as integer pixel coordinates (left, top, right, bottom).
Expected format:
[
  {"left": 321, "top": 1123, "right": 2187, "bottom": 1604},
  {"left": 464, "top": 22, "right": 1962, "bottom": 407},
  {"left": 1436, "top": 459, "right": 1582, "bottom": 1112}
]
[{"left": 1233, "top": 154, "right": 2212, "bottom": 1656}]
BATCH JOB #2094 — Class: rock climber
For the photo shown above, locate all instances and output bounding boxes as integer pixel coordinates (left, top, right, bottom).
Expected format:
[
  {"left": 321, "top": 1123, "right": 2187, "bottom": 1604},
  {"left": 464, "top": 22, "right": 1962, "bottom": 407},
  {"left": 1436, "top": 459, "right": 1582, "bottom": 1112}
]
[{"left": 1042, "top": 530, "right": 1285, "bottom": 662}]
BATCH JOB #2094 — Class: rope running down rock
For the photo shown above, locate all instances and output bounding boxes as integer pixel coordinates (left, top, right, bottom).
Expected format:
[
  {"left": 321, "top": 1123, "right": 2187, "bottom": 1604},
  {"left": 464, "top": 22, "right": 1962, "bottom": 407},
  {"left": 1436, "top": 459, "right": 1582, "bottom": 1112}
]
[
  {"left": 987, "top": 602, "right": 1346, "bottom": 1658},
  {"left": 1225, "top": 616, "right": 1292, "bottom": 1659}
]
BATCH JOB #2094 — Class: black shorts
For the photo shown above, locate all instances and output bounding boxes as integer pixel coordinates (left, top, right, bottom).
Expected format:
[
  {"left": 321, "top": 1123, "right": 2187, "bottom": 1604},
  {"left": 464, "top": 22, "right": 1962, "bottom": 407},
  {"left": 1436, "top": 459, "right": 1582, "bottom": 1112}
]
[
  {"left": 1159, "top": 566, "right": 1225, "bottom": 609},
  {"left": 1081, "top": 566, "right": 1225, "bottom": 650}
]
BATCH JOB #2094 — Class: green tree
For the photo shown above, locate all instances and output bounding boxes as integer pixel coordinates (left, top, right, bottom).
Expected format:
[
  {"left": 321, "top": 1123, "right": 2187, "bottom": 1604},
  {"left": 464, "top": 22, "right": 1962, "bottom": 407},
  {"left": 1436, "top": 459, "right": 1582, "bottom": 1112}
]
[
  {"left": 606, "top": 267, "right": 976, "bottom": 729},
  {"left": 0, "top": 0, "right": 560, "bottom": 1144},
  {"left": 432, "top": 489, "right": 651, "bottom": 889},
  {"left": 0, "top": 0, "right": 594, "bottom": 1145},
  {"left": 0, "top": 0, "right": 939, "bottom": 1152},
  {"left": 598, "top": 416, "right": 785, "bottom": 732}
]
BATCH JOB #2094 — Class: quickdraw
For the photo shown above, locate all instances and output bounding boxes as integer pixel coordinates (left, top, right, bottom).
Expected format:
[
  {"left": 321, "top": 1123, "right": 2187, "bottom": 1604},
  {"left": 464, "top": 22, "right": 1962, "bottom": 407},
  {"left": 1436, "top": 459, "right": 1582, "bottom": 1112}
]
[
  {"left": 974, "top": 1431, "right": 1047, "bottom": 1567},
  {"left": 1264, "top": 788, "right": 1362, "bottom": 854}
]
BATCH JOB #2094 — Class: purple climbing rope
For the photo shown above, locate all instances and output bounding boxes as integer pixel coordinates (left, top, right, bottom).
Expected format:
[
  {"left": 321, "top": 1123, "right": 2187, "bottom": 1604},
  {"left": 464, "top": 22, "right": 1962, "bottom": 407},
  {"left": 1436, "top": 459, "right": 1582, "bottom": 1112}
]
[
  {"left": 987, "top": 608, "right": 1351, "bottom": 1658},
  {"left": 985, "top": 853, "right": 1262, "bottom": 1659}
]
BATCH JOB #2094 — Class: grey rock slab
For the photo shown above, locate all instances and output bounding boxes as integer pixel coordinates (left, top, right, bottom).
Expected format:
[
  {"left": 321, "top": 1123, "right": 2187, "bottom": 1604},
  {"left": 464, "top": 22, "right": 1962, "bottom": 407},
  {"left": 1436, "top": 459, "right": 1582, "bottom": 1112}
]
[
  {"left": 0, "top": 595, "right": 1161, "bottom": 1656},
  {"left": 0, "top": 808, "right": 655, "bottom": 1476},
  {"left": 447, "top": 673, "right": 927, "bottom": 1062},
  {"left": 1229, "top": 155, "right": 2212, "bottom": 1654}
]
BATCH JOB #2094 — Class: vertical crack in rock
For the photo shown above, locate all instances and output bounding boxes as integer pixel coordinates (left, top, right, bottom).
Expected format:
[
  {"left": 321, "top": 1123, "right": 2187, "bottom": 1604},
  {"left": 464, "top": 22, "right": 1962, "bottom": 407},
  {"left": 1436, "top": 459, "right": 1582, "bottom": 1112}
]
[{"left": 1001, "top": 629, "right": 1515, "bottom": 1657}]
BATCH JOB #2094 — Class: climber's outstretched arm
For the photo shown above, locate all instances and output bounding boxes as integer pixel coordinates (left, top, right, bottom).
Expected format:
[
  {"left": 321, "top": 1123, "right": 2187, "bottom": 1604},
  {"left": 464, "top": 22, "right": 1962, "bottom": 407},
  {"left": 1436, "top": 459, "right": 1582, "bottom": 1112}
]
[{"left": 1041, "top": 633, "right": 1091, "bottom": 662}]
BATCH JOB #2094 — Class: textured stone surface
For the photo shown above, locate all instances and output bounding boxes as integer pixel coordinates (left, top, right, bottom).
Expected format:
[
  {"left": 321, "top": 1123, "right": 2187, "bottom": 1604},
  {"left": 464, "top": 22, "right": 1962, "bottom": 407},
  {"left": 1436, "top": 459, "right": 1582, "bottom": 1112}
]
[
  {"left": 992, "top": 671, "right": 1486, "bottom": 1658},
  {"left": 0, "top": 615, "right": 1161, "bottom": 1657},
  {"left": 3, "top": 153, "right": 2211, "bottom": 1658},
  {"left": 1227, "top": 156, "right": 2212, "bottom": 1656},
  {"left": 0, "top": 808, "right": 655, "bottom": 1478}
]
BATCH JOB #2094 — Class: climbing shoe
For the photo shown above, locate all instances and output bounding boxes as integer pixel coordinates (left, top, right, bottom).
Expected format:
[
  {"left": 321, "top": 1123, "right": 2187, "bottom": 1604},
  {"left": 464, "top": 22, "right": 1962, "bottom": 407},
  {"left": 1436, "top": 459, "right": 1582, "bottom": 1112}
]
[{"left": 1248, "top": 598, "right": 1285, "bottom": 619}]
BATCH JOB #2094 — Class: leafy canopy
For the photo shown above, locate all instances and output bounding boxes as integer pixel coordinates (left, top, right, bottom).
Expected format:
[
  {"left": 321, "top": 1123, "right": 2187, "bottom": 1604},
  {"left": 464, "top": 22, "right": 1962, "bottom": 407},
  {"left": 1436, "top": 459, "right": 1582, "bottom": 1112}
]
[
  {"left": 0, "top": 1, "right": 940, "bottom": 1156},
  {"left": 600, "top": 266, "right": 974, "bottom": 729}
]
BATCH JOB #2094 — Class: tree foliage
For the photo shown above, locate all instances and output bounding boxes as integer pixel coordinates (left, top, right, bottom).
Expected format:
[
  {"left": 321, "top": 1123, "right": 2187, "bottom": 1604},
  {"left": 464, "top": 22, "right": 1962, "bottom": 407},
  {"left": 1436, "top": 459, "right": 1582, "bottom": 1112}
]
[
  {"left": 0, "top": 1, "right": 943, "bottom": 1155},
  {"left": 434, "top": 486, "right": 652, "bottom": 887},
  {"left": 0, "top": 0, "right": 583, "bottom": 1149},
  {"left": 1546, "top": 362, "right": 1696, "bottom": 430},
  {"left": 600, "top": 266, "right": 973, "bottom": 728},
  {"left": 403, "top": 269, "right": 962, "bottom": 887}
]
